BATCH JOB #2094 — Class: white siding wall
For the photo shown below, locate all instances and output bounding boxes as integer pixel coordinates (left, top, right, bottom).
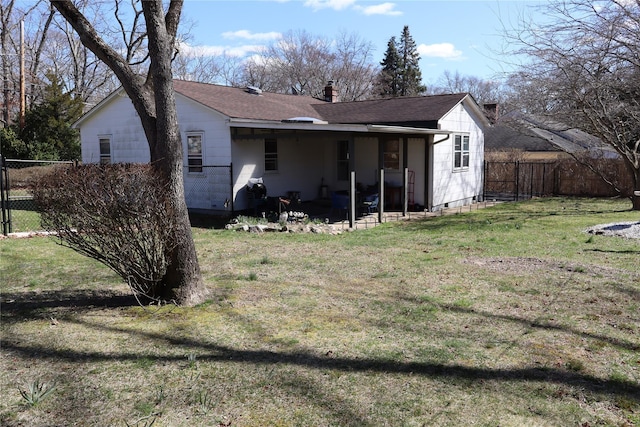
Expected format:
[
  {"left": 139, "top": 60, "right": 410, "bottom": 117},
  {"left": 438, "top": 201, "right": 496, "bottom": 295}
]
[
  {"left": 231, "top": 135, "right": 328, "bottom": 210},
  {"left": 79, "top": 92, "right": 234, "bottom": 212},
  {"left": 431, "top": 102, "right": 485, "bottom": 210},
  {"left": 80, "top": 95, "right": 149, "bottom": 164},
  {"left": 176, "top": 95, "right": 232, "bottom": 210}
]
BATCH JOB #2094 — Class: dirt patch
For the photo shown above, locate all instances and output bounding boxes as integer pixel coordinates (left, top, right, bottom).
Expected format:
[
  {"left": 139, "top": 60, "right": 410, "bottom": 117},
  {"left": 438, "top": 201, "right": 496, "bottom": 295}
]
[{"left": 463, "top": 256, "right": 627, "bottom": 279}]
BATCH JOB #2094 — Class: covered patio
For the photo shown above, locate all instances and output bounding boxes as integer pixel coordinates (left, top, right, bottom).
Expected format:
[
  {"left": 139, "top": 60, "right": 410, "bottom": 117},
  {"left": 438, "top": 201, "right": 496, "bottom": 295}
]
[{"left": 230, "top": 120, "right": 453, "bottom": 229}]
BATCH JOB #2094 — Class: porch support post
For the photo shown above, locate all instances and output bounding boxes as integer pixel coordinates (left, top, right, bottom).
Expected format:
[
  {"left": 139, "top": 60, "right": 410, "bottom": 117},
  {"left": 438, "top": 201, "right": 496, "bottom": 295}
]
[
  {"left": 349, "top": 171, "right": 356, "bottom": 228},
  {"left": 402, "top": 137, "right": 408, "bottom": 216},
  {"left": 378, "top": 137, "right": 385, "bottom": 223},
  {"left": 424, "top": 136, "right": 431, "bottom": 211},
  {"left": 378, "top": 168, "right": 384, "bottom": 223},
  {"left": 348, "top": 135, "right": 355, "bottom": 228}
]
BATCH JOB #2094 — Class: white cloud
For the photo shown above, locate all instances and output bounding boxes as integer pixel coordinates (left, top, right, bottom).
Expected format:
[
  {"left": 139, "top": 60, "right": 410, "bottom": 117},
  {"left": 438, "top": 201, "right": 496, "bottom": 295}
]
[
  {"left": 179, "top": 42, "right": 266, "bottom": 58},
  {"left": 303, "top": 0, "right": 357, "bottom": 11},
  {"left": 418, "top": 43, "right": 463, "bottom": 60},
  {"left": 221, "top": 30, "right": 282, "bottom": 42},
  {"left": 356, "top": 2, "right": 402, "bottom": 16}
]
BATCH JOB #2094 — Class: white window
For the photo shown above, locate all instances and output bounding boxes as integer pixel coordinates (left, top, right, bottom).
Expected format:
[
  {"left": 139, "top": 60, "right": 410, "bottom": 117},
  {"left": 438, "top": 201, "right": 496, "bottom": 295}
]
[
  {"left": 187, "top": 133, "right": 203, "bottom": 173},
  {"left": 265, "top": 138, "right": 278, "bottom": 171},
  {"left": 99, "top": 137, "right": 111, "bottom": 164},
  {"left": 384, "top": 139, "right": 400, "bottom": 170},
  {"left": 454, "top": 134, "right": 470, "bottom": 170}
]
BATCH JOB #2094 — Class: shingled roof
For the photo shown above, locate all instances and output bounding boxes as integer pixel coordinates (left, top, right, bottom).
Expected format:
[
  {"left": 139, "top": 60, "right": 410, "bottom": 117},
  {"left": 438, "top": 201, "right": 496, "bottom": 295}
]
[
  {"left": 173, "top": 80, "right": 469, "bottom": 128},
  {"left": 173, "top": 80, "right": 325, "bottom": 121},
  {"left": 312, "top": 93, "right": 468, "bottom": 127}
]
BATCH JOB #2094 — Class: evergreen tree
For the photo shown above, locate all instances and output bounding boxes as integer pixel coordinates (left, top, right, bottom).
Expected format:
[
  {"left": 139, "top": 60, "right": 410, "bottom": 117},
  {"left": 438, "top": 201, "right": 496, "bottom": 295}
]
[
  {"left": 377, "top": 36, "right": 401, "bottom": 97},
  {"left": 398, "top": 25, "right": 426, "bottom": 96},
  {"left": 375, "top": 27, "right": 426, "bottom": 98},
  {"left": 17, "top": 73, "right": 83, "bottom": 160}
]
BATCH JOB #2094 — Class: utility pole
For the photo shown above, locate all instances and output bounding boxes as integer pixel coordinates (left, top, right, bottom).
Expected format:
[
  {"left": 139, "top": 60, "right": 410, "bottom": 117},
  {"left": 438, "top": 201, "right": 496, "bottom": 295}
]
[{"left": 19, "top": 19, "right": 25, "bottom": 129}]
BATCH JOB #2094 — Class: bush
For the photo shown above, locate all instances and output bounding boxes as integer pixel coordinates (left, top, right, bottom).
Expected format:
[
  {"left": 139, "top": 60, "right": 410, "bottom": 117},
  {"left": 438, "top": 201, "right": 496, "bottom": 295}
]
[{"left": 32, "top": 164, "right": 177, "bottom": 302}]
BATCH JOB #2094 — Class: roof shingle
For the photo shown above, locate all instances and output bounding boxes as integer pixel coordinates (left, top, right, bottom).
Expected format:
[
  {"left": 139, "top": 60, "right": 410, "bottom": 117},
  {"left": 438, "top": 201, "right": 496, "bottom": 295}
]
[{"left": 173, "top": 80, "right": 468, "bottom": 127}]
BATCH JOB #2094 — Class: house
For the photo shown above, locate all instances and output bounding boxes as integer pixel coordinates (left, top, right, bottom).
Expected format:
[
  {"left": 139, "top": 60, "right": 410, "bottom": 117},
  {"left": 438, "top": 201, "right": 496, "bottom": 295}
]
[
  {"left": 485, "top": 114, "right": 619, "bottom": 161},
  {"left": 74, "top": 80, "right": 489, "bottom": 220},
  {"left": 484, "top": 114, "right": 627, "bottom": 200}
]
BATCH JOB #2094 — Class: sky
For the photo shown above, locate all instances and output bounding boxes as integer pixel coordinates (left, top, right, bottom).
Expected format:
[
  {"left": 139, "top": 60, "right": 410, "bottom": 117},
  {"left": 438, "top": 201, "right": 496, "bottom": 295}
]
[{"left": 179, "top": 0, "right": 546, "bottom": 85}]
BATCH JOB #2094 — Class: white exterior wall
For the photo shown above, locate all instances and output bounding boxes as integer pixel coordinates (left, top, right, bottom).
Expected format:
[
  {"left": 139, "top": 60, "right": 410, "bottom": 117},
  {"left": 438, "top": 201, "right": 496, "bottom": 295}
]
[
  {"left": 431, "top": 102, "right": 485, "bottom": 210},
  {"left": 176, "top": 95, "right": 232, "bottom": 211},
  {"left": 80, "top": 95, "right": 149, "bottom": 164},
  {"left": 78, "top": 92, "right": 234, "bottom": 212},
  {"left": 231, "top": 135, "right": 328, "bottom": 210}
]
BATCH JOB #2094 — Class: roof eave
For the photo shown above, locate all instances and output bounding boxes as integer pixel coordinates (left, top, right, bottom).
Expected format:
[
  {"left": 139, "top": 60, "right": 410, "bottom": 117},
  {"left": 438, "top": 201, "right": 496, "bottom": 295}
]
[{"left": 228, "top": 118, "right": 452, "bottom": 135}]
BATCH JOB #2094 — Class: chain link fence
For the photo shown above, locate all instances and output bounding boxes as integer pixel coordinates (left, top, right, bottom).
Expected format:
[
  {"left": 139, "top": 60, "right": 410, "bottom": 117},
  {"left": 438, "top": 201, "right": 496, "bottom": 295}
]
[
  {"left": 1, "top": 158, "right": 76, "bottom": 234},
  {"left": 183, "top": 165, "right": 233, "bottom": 213}
]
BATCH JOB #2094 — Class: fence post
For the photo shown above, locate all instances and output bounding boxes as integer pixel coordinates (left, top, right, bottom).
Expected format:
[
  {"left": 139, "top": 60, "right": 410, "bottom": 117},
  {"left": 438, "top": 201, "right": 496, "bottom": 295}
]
[
  {"left": 0, "top": 155, "right": 8, "bottom": 235},
  {"left": 514, "top": 161, "right": 519, "bottom": 201}
]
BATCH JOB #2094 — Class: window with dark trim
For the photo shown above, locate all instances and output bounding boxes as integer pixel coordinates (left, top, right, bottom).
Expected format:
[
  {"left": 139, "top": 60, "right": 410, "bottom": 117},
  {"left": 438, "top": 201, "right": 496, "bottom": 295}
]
[
  {"left": 384, "top": 139, "right": 400, "bottom": 170},
  {"left": 337, "top": 140, "right": 349, "bottom": 181},
  {"left": 99, "top": 137, "right": 111, "bottom": 164},
  {"left": 265, "top": 138, "right": 278, "bottom": 171},
  {"left": 187, "top": 133, "right": 203, "bottom": 173},
  {"left": 454, "top": 134, "right": 470, "bottom": 170}
]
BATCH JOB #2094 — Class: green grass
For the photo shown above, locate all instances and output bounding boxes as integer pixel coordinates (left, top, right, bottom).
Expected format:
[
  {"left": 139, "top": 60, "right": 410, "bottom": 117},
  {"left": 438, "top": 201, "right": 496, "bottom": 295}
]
[
  {"left": 1, "top": 197, "right": 639, "bottom": 426},
  {"left": 3, "top": 209, "right": 41, "bottom": 233}
]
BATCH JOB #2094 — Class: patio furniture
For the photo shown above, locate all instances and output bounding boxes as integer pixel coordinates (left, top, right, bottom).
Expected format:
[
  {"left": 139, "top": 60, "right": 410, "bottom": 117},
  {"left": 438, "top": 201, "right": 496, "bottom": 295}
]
[
  {"left": 330, "top": 191, "right": 349, "bottom": 218},
  {"left": 361, "top": 193, "right": 379, "bottom": 214}
]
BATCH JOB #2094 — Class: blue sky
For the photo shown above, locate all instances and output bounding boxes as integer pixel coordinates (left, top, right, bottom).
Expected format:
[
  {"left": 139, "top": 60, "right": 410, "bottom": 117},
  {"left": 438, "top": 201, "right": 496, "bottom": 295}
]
[{"left": 180, "top": 0, "right": 545, "bottom": 85}]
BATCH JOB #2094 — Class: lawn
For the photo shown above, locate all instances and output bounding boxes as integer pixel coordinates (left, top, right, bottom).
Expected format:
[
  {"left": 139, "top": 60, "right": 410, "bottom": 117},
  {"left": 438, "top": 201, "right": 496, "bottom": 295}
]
[{"left": 1, "top": 197, "right": 639, "bottom": 426}]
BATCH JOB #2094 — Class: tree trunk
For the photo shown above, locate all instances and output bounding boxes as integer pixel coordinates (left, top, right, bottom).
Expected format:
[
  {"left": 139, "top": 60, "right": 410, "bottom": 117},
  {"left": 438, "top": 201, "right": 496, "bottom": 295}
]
[
  {"left": 53, "top": 0, "right": 206, "bottom": 305},
  {"left": 141, "top": 1, "right": 204, "bottom": 305}
]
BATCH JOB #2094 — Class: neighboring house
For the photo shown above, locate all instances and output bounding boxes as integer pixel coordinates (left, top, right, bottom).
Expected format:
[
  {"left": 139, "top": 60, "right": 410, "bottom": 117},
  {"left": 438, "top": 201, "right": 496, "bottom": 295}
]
[
  {"left": 485, "top": 115, "right": 619, "bottom": 161},
  {"left": 484, "top": 114, "right": 628, "bottom": 200},
  {"left": 74, "top": 80, "right": 489, "bottom": 215}
]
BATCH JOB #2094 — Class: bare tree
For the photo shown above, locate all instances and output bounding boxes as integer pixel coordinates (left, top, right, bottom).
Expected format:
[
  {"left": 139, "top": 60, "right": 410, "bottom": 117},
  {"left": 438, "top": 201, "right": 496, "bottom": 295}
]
[
  {"left": 238, "top": 29, "right": 377, "bottom": 100},
  {"left": 52, "top": 0, "right": 206, "bottom": 305},
  {"left": 504, "top": 0, "right": 640, "bottom": 209},
  {"left": 330, "top": 30, "right": 378, "bottom": 101},
  {"left": 430, "top": 70, "right": 506, "bottom": 109}
]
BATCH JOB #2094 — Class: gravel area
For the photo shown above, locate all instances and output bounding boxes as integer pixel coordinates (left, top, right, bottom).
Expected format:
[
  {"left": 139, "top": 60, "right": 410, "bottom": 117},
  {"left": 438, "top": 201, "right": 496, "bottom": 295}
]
[{"left": 585, "top": 221, "right": 640, "bottom": 239}]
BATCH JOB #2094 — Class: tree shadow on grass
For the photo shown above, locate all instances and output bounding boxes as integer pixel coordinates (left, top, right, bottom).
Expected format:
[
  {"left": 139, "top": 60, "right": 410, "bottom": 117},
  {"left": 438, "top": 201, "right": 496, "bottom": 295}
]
[
  {"left": 0, "top": 289, "right": 138, "bottom": 324},
  {"left": 3, "top": 317, "right": 639, "bottom": 403},
  {"left": 414, "top": 300, "right": 640, "bottom": 353}
]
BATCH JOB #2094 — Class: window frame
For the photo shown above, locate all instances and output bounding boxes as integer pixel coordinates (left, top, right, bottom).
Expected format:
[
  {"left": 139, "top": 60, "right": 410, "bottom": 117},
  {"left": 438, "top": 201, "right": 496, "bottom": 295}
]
[
  {"left": 99, "top": 136, "right": 111, "bottom": 165},
  {"left": 337, "top": 140, "right": 349, "bottom": 181},
  {"left": 186, "top": 132, "right": 204, "bottom": 173},
  {"left": 453, "top": 134, "right": 470, "bottom": 171},
  {"left": 383, "top": 139, "right": 400, "bottom": 170},
  {"left": 264, "top": 138, "right": 278, "bottom": 172}
]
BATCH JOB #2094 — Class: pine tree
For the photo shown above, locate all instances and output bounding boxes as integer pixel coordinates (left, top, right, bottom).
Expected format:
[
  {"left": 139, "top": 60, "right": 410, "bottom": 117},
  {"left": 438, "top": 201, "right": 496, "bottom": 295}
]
[
  {"left": 376, "top": 27, "right": 426, "bottom": 98},
  {"left": 398, "top": 25, "right": 425, "bottom": 96},
  {"left": 377, "top": 36, "right": 401, "bottom": 97},
  {"left": 17, "top": 73, "right": 83, "bottom": 160}
]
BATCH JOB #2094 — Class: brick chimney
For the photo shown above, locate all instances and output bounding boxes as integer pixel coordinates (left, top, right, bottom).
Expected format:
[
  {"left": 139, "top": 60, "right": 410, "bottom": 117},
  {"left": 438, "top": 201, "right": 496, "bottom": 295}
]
[
  {"left": 483, "top": 103, "right": 499, "bottom": 123},
  {"left": 324, "top": 80, "right": 338, "bottom": 103}
]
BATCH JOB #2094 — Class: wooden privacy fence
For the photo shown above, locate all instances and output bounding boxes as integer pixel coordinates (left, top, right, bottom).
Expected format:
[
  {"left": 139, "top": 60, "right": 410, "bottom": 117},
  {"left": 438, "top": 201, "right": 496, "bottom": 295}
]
[{"left": 484, "top": 158, "right": 633, "bottom": 201}]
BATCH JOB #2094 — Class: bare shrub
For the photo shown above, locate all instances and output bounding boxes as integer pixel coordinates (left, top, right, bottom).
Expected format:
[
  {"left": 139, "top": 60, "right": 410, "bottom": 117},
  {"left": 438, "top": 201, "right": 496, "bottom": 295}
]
[{"left": 32, "top": 164, "right": 177, "bottom": 303}]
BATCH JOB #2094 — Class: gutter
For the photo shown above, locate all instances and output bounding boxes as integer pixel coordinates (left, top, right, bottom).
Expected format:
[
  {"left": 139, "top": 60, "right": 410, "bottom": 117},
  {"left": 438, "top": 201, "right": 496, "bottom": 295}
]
[{"left": 227, "top": 118, "right": 454, "bottom": 136}]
